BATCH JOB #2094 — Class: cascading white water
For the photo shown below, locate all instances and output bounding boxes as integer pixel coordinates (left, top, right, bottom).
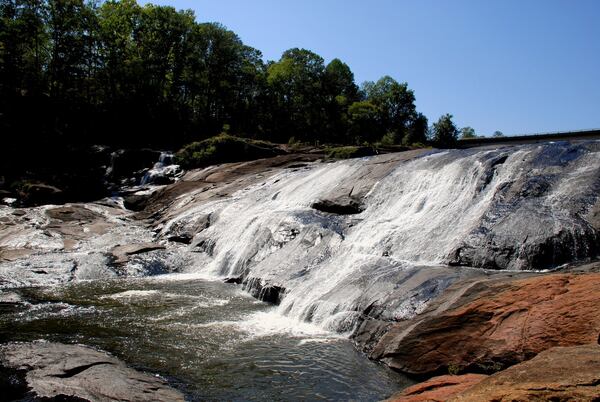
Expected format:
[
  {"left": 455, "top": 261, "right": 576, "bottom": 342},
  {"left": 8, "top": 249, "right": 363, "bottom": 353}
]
[
  {"left": 161, "top": 142, "right": 600, "bottom": 332},
  {"left": 141, "top": 152, "right": 180, "bottom": 185}
]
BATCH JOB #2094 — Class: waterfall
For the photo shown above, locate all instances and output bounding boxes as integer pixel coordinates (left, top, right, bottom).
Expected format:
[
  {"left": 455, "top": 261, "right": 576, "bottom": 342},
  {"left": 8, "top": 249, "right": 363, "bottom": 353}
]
[
  {"left": 141, "top": 152, "right": 180, "bottom": 185},
  {"left": 160, "top": 141, "right": 600, "bottom": 332}
]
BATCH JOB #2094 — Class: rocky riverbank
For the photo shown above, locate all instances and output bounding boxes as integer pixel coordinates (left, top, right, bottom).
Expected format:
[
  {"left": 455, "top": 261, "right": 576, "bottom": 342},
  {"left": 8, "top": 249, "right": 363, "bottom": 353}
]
[
  {"left": 1, "top": 140, "right": 599, "bottom": 400},
  {"left": 371, "top": 263, "right": 600, "bottom": 400}
]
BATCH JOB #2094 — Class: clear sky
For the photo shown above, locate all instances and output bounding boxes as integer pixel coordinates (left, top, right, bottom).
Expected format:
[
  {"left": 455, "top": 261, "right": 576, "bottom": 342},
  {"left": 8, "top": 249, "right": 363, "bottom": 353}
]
[{"left": 140, "top": 0, "right": 600, "bottom": 136}]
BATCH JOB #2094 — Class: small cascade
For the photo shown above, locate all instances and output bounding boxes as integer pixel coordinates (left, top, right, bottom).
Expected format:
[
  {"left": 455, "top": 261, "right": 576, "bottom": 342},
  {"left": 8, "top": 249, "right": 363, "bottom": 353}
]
[
  {"left": 160, "top": 141, "right": 600, "bottom": 333},
  {"left": 140, "top": 152, "right": 181, "bottom": 185}
]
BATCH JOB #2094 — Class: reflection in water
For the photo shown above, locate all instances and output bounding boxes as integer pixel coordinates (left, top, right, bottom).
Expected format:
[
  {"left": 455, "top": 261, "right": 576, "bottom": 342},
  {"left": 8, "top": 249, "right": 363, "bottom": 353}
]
[{"left": 0, "top": 277, "right": 412, "bottom": 401}]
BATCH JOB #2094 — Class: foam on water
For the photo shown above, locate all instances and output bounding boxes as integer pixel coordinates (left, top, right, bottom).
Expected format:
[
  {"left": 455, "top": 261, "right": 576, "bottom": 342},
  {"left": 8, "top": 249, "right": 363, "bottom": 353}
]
[
  {"left": 158, "top": 142, "right": 600, "bottom": 333},
  {"left": 237, "top": 310, "right": 343, "bottom": 339},
  {"left": 101, "top": 289, "right": 161, "bottom": 299}
]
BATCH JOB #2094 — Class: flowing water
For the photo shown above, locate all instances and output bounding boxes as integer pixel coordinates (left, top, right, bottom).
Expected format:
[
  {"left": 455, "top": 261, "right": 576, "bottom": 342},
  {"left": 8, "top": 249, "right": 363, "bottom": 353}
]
[
  {"left": 1, "top": 140, "right": 599, "bottom": 400},
  {"left": 0, "top": 275, "right": 412, "bottom": 401},
  {"left": 160, "top": 141, "right": 600, "bottom": 331}
]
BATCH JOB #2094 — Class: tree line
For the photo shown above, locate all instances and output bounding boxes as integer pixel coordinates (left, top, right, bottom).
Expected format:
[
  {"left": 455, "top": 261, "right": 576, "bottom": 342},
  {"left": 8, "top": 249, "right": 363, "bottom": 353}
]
[{"left": 0, "top": 0, "right": 469, "bottom": 155}]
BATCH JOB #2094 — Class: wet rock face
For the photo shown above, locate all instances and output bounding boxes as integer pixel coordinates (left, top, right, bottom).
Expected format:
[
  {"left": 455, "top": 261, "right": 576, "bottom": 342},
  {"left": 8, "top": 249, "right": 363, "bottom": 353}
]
[
  {"left": 243, "top": 277, "right": 286, "bottom": 304},
  {"left": 371, "top": 272, "right": 600, "bottom": 377},
  {"left": 0, "top": 341, "right": 185, "bottom": 402},
  {"left": 164, "top": 213, "right": 212, "bottom": 244},
  {"left": 448, "top": 141, "right": 600, "bottom": 270}
]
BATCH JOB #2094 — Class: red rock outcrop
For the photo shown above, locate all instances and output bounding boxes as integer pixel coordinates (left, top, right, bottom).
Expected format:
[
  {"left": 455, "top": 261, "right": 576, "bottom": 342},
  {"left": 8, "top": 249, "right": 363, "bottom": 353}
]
[
  {"left": 388, "top": 374, "right": 488, "bottom": 402},
  {"left": 453, "top": 344, "right": 600, "bottom": 401},
  {"left": 389, "top": 344, "right": 600, "bottom": 402},
  {"left": 372, "top": 273, "right": 600, "bottom": 376}
]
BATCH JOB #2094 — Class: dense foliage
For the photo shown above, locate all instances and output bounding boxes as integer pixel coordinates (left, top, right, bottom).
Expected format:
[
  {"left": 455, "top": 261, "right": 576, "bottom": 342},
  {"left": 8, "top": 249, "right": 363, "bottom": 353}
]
[
  {"left": 0, "top": 0, "right": 435, "bottom": 150},
  {"left": 174, "top": 134, "right": 283, "bottom": 169},
  {"left": 0, "top": 0, "right": 471, "bottom": 203}
]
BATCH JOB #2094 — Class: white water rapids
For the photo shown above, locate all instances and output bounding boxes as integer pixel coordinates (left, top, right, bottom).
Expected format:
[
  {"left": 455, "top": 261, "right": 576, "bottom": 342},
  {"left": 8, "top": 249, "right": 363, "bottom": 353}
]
[{"left": 159, "top": 141, "right": 600, "bottom": 332}]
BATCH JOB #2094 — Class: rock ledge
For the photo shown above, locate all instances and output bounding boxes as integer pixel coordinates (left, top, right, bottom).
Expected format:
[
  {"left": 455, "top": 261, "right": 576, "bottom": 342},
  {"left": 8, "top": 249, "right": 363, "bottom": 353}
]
[{"left": 0, "top": 341, "right": 185, "bottom": 402}]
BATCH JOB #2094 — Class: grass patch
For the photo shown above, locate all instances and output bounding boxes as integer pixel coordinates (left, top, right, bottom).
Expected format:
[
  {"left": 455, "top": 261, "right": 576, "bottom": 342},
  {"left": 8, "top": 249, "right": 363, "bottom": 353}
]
[
  {"left": 175, "top": 134, "right": 285, "bottom": 169},
  {"left": 325, "top": 146, "right": 377, "bottom": 160}
]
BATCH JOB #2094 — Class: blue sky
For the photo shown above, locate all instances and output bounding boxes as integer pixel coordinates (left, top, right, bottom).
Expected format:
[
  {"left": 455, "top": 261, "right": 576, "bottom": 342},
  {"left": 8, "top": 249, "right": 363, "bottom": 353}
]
[{"left": 141, "top": 0, "right": 600, "bottom": 136}]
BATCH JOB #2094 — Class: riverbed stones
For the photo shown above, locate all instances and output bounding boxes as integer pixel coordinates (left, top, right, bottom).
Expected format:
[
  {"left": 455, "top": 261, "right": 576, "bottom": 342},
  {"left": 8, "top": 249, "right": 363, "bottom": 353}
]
[{"left": 0, "top": 341, "right": 185, "bottom": 401}]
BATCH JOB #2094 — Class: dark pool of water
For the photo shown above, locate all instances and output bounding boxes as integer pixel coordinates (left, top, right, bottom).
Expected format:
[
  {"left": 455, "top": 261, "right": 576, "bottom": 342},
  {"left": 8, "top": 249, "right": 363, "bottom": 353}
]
[{"left": 0, "top": 275, "right": 413, "bottom": 401}]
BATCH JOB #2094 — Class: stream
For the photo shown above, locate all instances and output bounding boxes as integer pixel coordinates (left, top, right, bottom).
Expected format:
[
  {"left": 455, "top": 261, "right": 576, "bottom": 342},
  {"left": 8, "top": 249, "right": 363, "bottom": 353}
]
[{"left": 0, "top": 274, "right": 412, "bottom": 401}]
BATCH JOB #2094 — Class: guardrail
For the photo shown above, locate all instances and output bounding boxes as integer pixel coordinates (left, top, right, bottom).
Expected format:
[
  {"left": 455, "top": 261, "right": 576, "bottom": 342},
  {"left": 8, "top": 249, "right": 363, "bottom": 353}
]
[{"left": 458, "top": 129, "right": 600, "bottom": 148}]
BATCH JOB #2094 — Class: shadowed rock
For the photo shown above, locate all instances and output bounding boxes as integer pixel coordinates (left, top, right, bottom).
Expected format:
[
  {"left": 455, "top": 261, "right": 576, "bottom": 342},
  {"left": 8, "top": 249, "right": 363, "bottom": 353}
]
[
  {"left": 312, "top": 197, "right": 364, "bottom": 215},
  {"left": 0, "top": 341, "right": 185, "bottom": 401}
]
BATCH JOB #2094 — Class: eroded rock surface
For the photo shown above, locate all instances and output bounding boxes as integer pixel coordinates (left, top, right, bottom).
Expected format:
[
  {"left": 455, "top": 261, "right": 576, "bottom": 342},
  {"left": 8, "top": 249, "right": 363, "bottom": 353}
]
[
  {"left": 0, "top": 203, "right": 183, "bottom": 288},
  {"left": 388, "top": 374, "right": 488, "bottom": 402},
  {"left": 448, "top": 142, "right": 600, "bottom": 270},
  {"left": 453, "top": 344, "right": 600, "bottom": 401},
  {"left": 371, "top": 272, "right": 600, "bottom": 377},
  {"left": 0, "top": 341, "right": 185, "bottom": 401}
]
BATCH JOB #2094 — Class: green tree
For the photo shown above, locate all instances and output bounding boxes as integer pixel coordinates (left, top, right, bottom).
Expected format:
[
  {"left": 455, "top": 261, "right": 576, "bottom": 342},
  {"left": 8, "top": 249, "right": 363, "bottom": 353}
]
[
  {"left": 432, "top": 114, "right": 459, "bottom": 148},
  {"left": 97, "top": 0, "right": 142, "bottom": 103},
  {"left": 323, "top": 58, "right": 358, "bottom": 102},
  {"left": 493, "top": 130, "right": 504, "bottom": 137},
  {"left": 322, "top": 58, "right": 358, "bottom": 142},
  {"left": 46, "top": 0, "right": 99, "bottom": 103},
  {"left": 267, "top": 48, "right": 326, "bottom": 142},
  {"left": 460, "top": 126, "right": 477, "bottom": 139},
  {"left": 362, "top": 76, "right": 417, "bottom": 144},
  {"left": 347, "top": 100, "right": 381, "bottom": 144},
  {"left": 0, "top": 0, "right": 48, "bottom": 96},
  {"left": 404, "top": 112, "right": 429, "bottom": 145},
  {"left": 0, "top": 0, "right": 49, "bottom": 167},
  {"left": 183, "top": 22, "right": 265, "bottom": 138}
]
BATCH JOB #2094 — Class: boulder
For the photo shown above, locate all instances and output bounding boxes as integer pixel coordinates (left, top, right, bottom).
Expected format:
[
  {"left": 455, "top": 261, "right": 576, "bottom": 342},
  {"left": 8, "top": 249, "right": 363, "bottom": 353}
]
[
  {"left": 0, "top": 341, "right": 185, "bottom": 401},
  {"left": 123, "top": 194, "right": 151, "bottom": 211},
  {"left": 19, "top": 183, "right": 65, "bottom": 206},
  {"left": 243, "top": 277, "right": 286, "bottom": 304},
  {"left": 46, "top": 205, "right": 103, "bottom": 223},
  {"left": 371, "top": 273, "right": 600, "bottom": 376},
  {"left": 164, "top": 213, "right": 211, "bottom": 244},
  {"left": 110, "top": 243, "right": 166, "bottom": 265}
]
